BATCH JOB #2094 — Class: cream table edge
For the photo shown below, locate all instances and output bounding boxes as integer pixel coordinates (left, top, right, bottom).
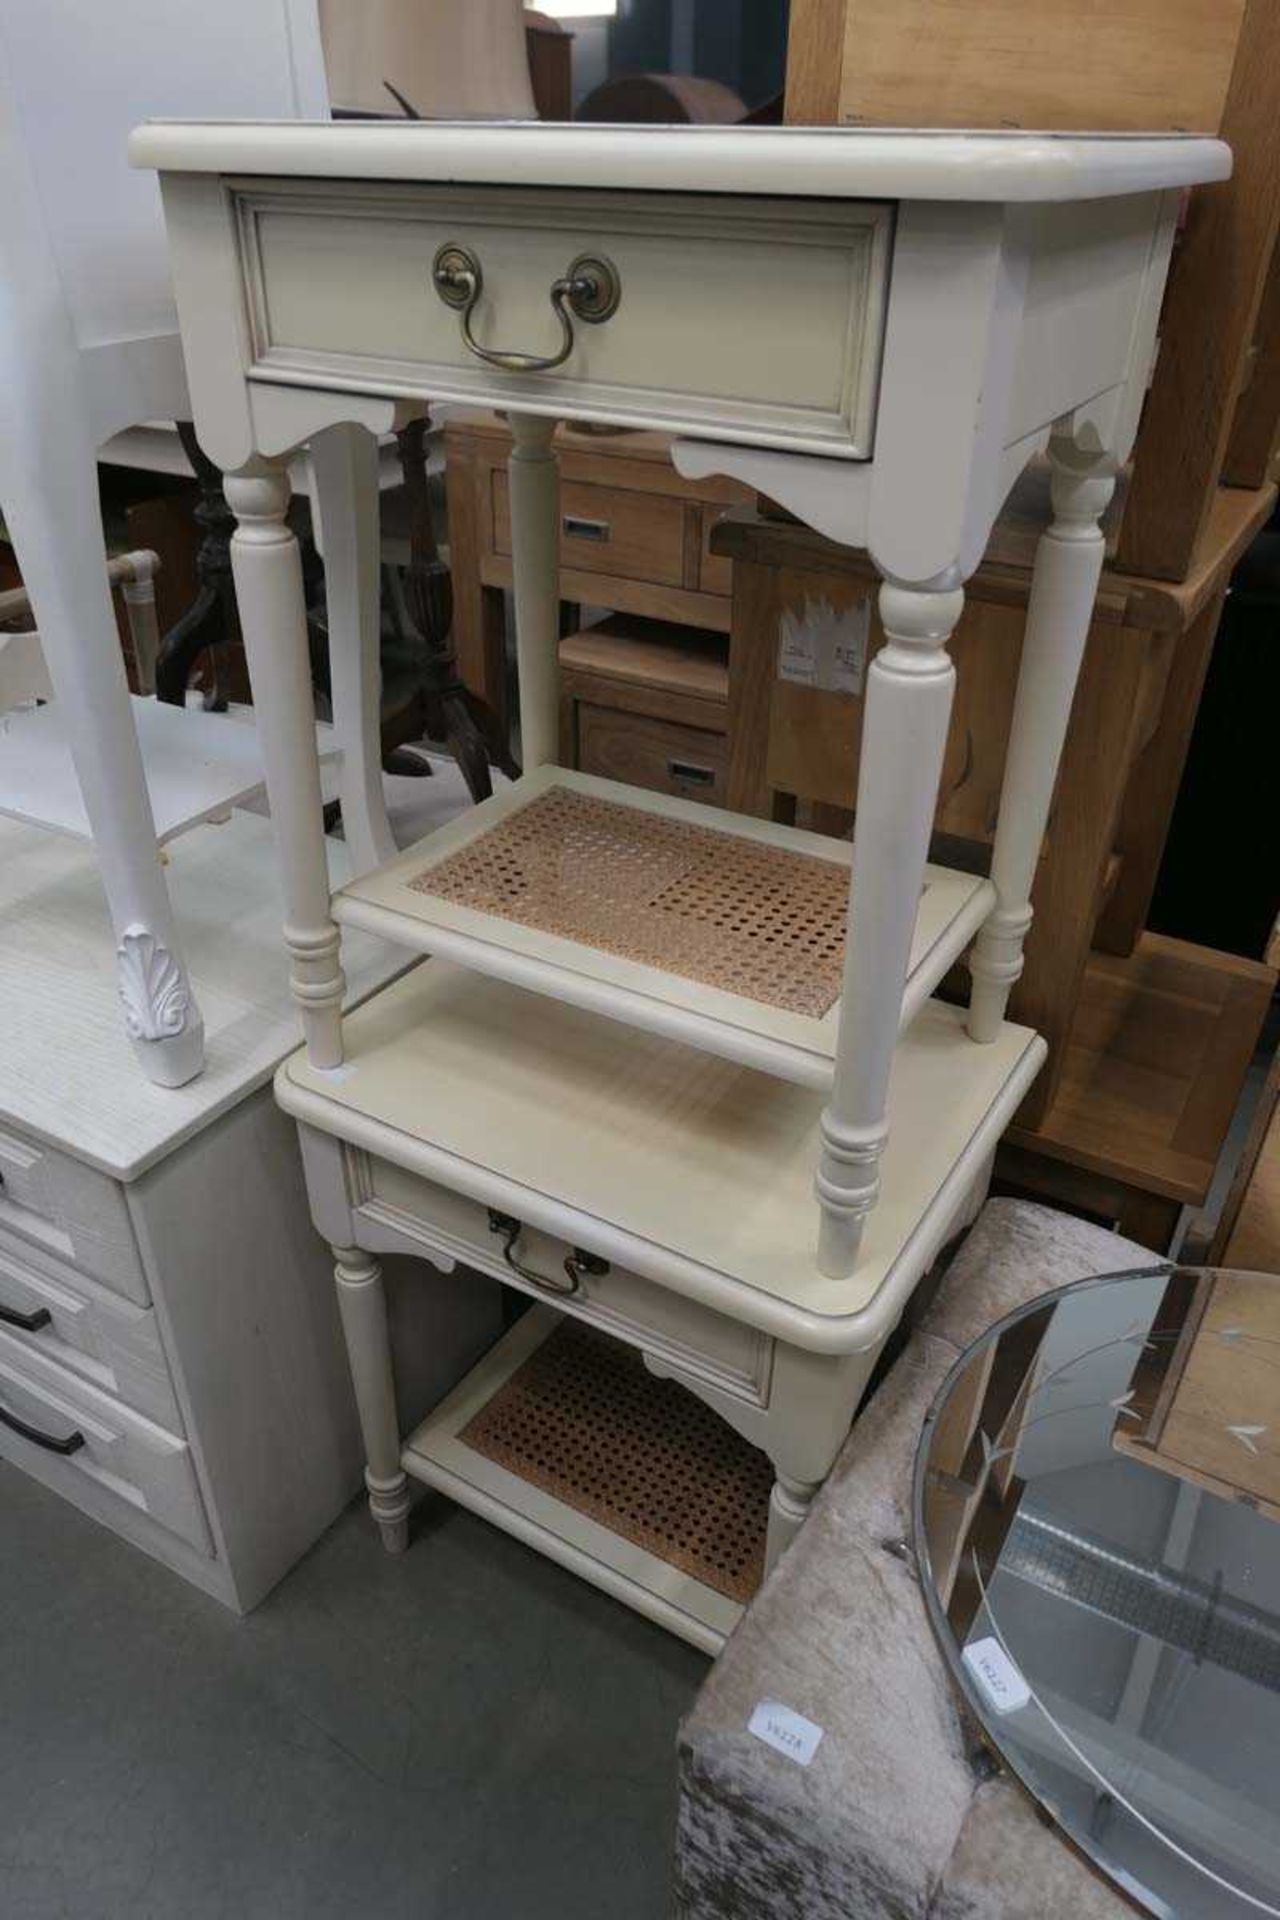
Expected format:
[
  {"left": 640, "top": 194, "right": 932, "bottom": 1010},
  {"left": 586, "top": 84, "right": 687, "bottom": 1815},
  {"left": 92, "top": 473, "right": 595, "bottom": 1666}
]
[
  {"left": 277, "top": 1023, "right": 1047, "bottom": 1356},
  {"left": 128, "top": 121, "right": 1231, "bottom": 203}
]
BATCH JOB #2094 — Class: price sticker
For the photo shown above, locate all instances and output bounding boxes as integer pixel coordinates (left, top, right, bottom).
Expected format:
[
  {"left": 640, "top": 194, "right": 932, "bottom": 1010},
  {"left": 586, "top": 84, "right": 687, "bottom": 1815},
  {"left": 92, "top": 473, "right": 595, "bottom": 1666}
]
[
  {"left": 748, "top": 1699, "right": 825, "bottom": 1767},
  {"left": 963, "top": 1638, "right": 1031, "bottom": 1715}
]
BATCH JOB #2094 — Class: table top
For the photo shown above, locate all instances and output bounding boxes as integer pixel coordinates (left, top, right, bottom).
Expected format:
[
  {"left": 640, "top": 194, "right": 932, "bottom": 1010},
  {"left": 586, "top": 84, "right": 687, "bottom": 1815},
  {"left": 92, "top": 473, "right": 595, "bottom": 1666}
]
[
  {"left": 915, "top": 1265, "right": 1280, "bottom": 1919},
  {"left": 128, "top": 121, "right": 1231, "bottom": 203}
]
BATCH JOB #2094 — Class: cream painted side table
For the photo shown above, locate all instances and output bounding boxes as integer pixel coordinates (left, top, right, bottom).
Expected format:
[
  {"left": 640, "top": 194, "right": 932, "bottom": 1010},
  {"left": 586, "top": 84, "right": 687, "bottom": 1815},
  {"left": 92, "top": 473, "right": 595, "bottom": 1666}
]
[{"left": 135, "top": 123, "right": 1229, "bottom": 1650}]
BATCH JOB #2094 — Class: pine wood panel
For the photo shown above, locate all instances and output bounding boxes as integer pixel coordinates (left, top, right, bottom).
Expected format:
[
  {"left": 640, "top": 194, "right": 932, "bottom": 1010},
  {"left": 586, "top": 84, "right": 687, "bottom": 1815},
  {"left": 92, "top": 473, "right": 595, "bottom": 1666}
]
[
  {"left": 559, "top": 619, "right": 728, "bottom": 707},
  {"left": 1223, "top": 235, "right": 1280, "bottom": 488},
  {"left": 1117, "top": 0, "right": 1280, "bottom": 577},
  {"left": 785, "top": 0, "right": 1245, "bottom": 133},
  {"left": 1218, "top": 1072, "right": 1280, "bottom": 1271},
  {"left": 783, "top": 0, "right": 846, "bottom": 125},
  {"left": 1008, "top": 933, "right": 1275, "bottom": 1206}
]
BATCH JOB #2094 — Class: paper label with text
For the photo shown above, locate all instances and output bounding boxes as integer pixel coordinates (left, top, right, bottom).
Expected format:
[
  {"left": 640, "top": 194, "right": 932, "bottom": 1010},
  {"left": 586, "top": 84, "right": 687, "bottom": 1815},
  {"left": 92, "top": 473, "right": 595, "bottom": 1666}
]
[
  {"left": 963, "top": 1638, "right": 1031, "bottom": 1715},
  {"left": 748, "top": 1699, "right": 825, "bottom": 1767}
]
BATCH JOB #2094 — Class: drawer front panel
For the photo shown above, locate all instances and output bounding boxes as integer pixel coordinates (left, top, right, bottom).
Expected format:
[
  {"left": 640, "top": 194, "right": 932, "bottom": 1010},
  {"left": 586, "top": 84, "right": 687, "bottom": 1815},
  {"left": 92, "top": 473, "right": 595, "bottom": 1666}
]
[
  {"left": 354, "top": 1154, "right": 772, "bottom": 1408},
  {"left": 0, "top": 1233, "right": 182, "bottom": 1432},
  {"left": 0, "top": 1329, "right": 212, "bottom": 1555},
  {"left": 577, "top": 704, "right": 728, "bottom": 808},
  {"left": 493, "top": 474, "right": 686, "bottom": 586},
  {"left": 0, "top": 1126, "right": 148, "bottom": 1304},
  {"left": 236, "top": 181, "right": 891, "bottom": 459}
]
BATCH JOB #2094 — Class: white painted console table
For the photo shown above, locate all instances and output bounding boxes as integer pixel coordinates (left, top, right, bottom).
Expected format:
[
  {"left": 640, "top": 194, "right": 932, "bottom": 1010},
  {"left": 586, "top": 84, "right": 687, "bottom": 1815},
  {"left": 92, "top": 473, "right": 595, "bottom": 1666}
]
[{"left": 134, "top": 122, "right": 1228, "bottom": 1651}]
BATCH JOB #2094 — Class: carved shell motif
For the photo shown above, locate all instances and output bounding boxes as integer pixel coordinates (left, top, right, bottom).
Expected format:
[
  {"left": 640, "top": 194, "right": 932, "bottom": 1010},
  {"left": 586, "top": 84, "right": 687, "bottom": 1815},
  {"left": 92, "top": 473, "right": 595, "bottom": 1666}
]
[{"left": 117, "top": 926, "right": 191, "bottom": 1041}]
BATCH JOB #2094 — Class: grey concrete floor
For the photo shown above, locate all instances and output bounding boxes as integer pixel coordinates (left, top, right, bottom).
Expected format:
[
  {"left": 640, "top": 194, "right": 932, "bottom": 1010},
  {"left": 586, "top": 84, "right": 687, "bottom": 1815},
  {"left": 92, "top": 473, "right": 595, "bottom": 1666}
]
[{"left": 0, "top": 1461, "right": 707, "bottom": 1920}]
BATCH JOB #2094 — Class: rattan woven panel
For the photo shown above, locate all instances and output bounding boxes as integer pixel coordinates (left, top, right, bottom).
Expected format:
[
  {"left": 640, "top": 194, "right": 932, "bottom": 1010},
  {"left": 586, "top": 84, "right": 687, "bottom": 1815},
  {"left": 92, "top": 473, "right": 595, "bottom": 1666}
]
[
  {"left": 460, "top": 1319, "right": 772, "bottom": 1604},
  {"left": 408, "top": 787, "right": 849, "bottom": 1018}
]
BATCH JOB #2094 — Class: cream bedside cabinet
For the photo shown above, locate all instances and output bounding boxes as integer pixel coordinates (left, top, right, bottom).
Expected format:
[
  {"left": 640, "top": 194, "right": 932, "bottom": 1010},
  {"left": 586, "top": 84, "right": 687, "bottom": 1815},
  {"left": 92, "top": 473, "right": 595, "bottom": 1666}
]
[{"left": 133, "top": 123, "right": 1229, "bottom": 1651}]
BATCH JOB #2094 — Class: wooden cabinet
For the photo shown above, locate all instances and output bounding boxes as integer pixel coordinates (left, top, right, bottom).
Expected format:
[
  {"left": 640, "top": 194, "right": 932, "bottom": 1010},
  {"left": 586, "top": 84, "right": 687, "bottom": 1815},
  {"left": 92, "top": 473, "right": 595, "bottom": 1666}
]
[
  {"left": 785, "top": 0, "right": 1280, "bottom": 584},
  {"left": 446, "top": 410, "right": 749, "bottom": 778}
]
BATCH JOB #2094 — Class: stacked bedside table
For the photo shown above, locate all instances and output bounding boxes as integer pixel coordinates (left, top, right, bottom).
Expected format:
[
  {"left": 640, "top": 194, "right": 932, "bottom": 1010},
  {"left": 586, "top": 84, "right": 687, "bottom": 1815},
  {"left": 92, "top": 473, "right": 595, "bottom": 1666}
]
[{"left": 134, "top": 121, "right": 1229, "bottom": 1651}]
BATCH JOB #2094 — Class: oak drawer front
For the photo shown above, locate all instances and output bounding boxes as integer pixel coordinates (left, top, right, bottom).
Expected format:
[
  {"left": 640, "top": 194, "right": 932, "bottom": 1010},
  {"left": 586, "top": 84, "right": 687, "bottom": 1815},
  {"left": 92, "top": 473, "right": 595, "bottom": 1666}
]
[
  {"left": 576, "top": 705, "right": 728, "bottom": 808},
  {"left": 354, "top": 1154, "right": 772, "bottom": 1409},
  {"left": 235, "top": 181, "right": 891, "bottom": 459},
  {"left": 0, "top": 1126, "right": 148, "bottom": 1304},
  {"left": 0, "top": 1233, "right": 182, "bottom": 1432},
  {"left": 493, "top": 474, "right": 686, "bottom": 587},
  {"left": 0, "top": 1329, "right": 212, "bottom": 1555}
]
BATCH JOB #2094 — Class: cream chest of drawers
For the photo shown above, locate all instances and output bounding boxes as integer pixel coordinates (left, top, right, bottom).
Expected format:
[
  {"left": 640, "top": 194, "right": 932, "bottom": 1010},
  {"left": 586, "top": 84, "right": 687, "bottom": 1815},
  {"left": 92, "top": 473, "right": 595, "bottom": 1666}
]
[{"left": 0, "top": 812, "right": 499, "bottom": 1610}]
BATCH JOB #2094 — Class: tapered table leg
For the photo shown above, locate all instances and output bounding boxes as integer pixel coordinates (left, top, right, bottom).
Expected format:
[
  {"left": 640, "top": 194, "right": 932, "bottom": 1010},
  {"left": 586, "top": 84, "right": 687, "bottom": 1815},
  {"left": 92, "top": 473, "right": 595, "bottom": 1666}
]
[
  {"left": 507, "top": 413, "right": 561, "bottom": 772},
  {"left": 817, "top": 583, "right": 964, "bottom": 1278},
  {"left": 332, "top": 1248, "right": 410, "bottom": 1554},
  {"left": 969, "top": 434, "right": 1117, "bottom": 1041},
  {"left": 227, "top": 460, "right": 345, "bottom": 1067}
]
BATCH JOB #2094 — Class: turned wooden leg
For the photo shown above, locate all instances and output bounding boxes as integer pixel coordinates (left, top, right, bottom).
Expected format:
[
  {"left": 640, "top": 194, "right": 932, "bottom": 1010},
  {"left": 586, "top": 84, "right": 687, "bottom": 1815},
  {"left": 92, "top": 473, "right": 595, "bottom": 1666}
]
[
  {"left": 766, "top": 1473, "right": 820, "bottom": 1574},
  {"left": 762, "top": 1343, "right": 881, "bottom": 1574},
  {"left": 227, "top": 460, "right": 346, "bottom": 1067},
  {"left": 307, "top": 422, "right": 397, "bottom": 878},
  {"left": 332, "top": 1247, "right": 410, "bottom": 1554},
  {"left": 969, "top": 434, "right": 1116, "bottom": 1042},
  {"left": 817, "top": 582, "right": 963, "bottom": 1278},
  {"left": 506, "top": 412, "right": 561, "bottom": 771}
]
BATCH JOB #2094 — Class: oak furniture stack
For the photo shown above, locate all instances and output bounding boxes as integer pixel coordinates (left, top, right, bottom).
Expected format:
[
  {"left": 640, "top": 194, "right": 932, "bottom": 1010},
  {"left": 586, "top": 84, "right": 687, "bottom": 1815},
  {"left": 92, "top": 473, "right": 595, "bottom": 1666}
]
[{"left": 773, "top": 0, "right": 1280, "bottom": 1247}]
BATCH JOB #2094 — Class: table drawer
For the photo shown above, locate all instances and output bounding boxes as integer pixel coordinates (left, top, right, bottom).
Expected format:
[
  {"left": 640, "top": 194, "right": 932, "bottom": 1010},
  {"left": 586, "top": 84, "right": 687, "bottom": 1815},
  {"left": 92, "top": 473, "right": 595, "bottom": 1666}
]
[
  {"left": 0, "top": 1327, "right": 212, "bottom": 1556},
  {"left": 577, "top": 704, "right": 728, "bottom": 808},
  {"left": 353, "top": 1153, "right": 772, "bottom": 1409},
  {"left": 0, "top": 1125, "right": 148, "bottom": 1304},
  {"left": 0, "top": 1232, "right": 182, "bottom": 1432},
  {"left": 493, "top": 474, "right": 687, "bottom": 587},
  {"left": 235, "top": 180, "right": 891, "bottom": 459}
]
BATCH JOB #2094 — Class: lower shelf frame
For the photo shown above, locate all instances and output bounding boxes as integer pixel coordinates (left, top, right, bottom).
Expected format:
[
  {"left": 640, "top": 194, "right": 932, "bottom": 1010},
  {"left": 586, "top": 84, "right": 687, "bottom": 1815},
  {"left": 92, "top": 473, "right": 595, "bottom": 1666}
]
[{"left": 402, "top": 1305, "right": 745, "bottom": 1655}]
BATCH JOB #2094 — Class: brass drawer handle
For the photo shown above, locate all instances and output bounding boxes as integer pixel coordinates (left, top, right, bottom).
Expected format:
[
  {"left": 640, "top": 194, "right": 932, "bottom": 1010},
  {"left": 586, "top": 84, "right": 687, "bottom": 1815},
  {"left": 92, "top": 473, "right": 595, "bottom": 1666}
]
[
  {"left": 433, "top": 245, "right": 621, "bottom": 375},
  {"left": 487, "top": 1209, "right": 609, "bottom": 1298}
]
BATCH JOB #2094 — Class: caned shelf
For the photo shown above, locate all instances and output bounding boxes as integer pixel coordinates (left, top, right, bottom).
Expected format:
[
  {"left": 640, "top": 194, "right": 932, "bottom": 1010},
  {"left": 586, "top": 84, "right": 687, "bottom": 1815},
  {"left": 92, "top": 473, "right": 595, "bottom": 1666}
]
[
  {"left": 333, "top": 764, "right": 995, "bottom": 1090},
  {"left": 403, "top": 1304, "right": 760, "bottom": 1655}
]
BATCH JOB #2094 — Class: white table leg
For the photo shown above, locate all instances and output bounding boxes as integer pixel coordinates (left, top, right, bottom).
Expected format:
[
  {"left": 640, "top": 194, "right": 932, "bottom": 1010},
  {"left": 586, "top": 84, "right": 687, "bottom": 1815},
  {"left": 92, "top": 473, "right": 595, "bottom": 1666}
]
[
  {"left": 2, "top": 434, "right": 204, "bottom": 1087},
  {"left": 332, "top": 1247, "right": 411, "bottom": 1554},
  {"left": 507, "top": 412, "right": 561, "bottom": 771},
  {"left": 817, "top": 583, "right": 964, "bottom": 1279},
  {"left": 307, "top": 422, "right": 397, "bottom": 878},
  {"left": 227, "top": 460, "right": 345, "bottom": 1067},
  {"left": 763, "top": 1342, "right": 880, "bottom": 1573},
  {"left": 968, "top": 434, "right": 1117, "bottom": 1042}
]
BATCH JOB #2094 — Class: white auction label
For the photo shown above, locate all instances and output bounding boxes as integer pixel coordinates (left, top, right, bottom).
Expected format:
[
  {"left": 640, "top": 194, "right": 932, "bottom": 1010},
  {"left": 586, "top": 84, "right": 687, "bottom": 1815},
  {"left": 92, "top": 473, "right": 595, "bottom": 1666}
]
[
  {"left": 748, "top": 1699, "right": 825, "bottom": 1767},
  {"left": 963, "top": 1638, "right": 1031, "bottom": 1715}
]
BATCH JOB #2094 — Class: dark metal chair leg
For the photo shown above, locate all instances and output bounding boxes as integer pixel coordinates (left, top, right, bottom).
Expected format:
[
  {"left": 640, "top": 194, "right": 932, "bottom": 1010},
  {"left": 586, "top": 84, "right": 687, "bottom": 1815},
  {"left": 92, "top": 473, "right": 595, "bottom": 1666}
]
[{"left": 155, "top": 422, "right": 237, "bottom": 709}]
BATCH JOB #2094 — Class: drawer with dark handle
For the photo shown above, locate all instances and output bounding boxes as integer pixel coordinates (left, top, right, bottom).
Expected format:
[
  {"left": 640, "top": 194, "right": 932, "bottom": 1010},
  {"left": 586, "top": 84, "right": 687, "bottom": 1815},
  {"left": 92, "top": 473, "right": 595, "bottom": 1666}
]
[
  {"left": 0, "top": 1397, "right": 84, "bottom": 1455},
  {"left": 0, "top": 1329, "right": 212, "bottom": 1554},
  {"left": 354, "top": 1153, "right": 774, "bottom": 1409},
  {"left": 493, "top": 473, "right": 686, "bottom": 585},
  {"left": 0, "top": 1234, "right": 182, "bottom": 1431}
]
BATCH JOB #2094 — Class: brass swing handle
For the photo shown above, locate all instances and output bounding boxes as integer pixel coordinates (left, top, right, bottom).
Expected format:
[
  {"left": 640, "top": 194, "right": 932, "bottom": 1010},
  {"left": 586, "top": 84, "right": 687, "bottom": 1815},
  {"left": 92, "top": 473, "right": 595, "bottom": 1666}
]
[
  {"left": 433, "top": 245, "right": 621, "bottom": 375},
  {"left": 487, "top": 1209, "right": 609, "bottom": 1299}
]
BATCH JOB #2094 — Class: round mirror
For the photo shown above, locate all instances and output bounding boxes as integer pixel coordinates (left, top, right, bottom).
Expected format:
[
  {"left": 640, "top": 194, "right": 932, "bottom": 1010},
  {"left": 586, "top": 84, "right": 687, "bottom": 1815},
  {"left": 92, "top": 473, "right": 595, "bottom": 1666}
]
[{"left": 914, "top": 1266, "right": 1280, "bottom": 1918}]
